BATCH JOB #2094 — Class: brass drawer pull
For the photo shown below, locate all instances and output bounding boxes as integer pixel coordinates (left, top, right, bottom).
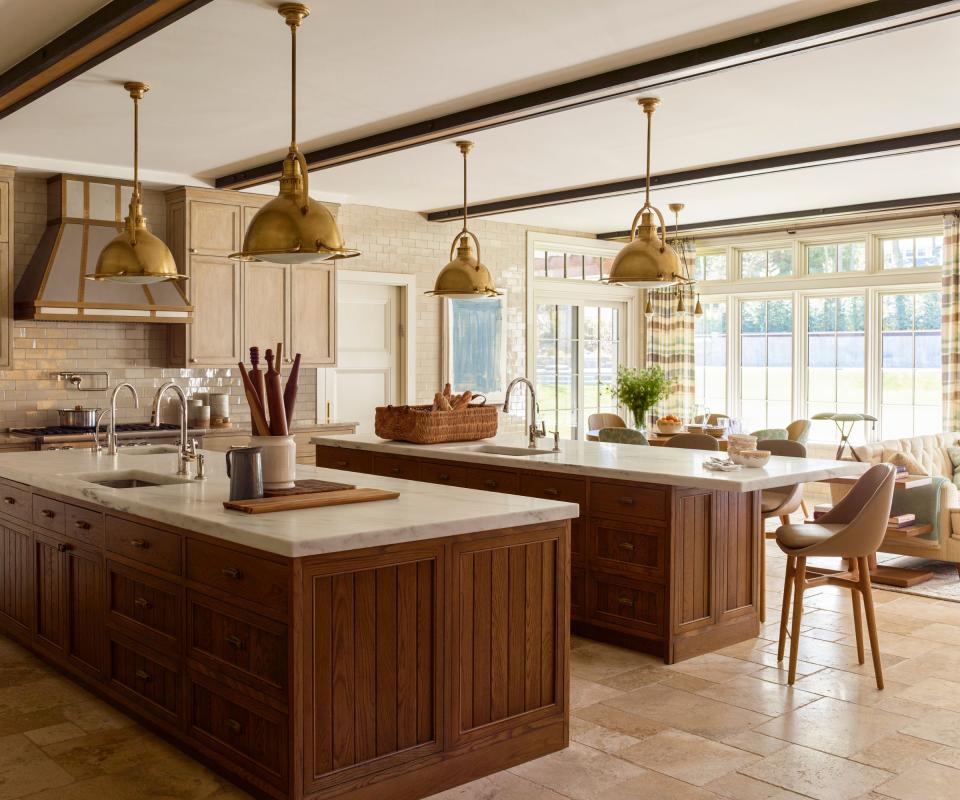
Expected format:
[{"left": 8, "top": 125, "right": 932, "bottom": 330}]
[
  {"left": 335, "top": 460, "right": 348, "bottom": 468},
  {"left": 225, "top": 635, "right": 244, "bottom": 650},
  {"left": 484, "top": 479, "right": 498, "bottom": 488},
  {"left": 2, "top": 496, "right": 15, "bottom": 505},
  {"left": 130, "top": 539, "right": 149, "bottom": 549},
  {"left": 617, "top": 596, "right": 634, "bottom": 607},
  {"left": 618, "top": 496, "right": 635, "bottom": 505},
  {"left": 226, "top": 718, "right": 242, "bottom": 733},
  {"left": 40, "top": 508, "right": 56, "bottom": 518},
  {"left": 543, "top": 488, "right": 560, "bottom": 496},
  {"left": 74, "top": 520, "right": 91, "bottom": 530},
  {"left": 221, "top": 567, "right": 243, "bottom": 580},
  {"left": 135, "top": 669, "right": 151, "bottom": 681},
  {"left": 390, "top": 467, "right": 401, "bottom": 475},
  {"left": 438, "top": 473, "right": 450, "bottom": 482},
  {"left": 617, "top": 541, "right": 635, "bottom": 552},
  {"left": 134, "top": 597, "right": 151, "bottom": 609},
  {"left": 56, "top": 542, "right": 71, "bottom": 553}
]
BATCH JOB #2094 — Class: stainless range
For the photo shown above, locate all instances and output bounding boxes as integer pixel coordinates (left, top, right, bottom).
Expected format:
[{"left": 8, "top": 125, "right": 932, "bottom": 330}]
[{"left": 9, "top": 423, "right": 207, "bottom": 451}]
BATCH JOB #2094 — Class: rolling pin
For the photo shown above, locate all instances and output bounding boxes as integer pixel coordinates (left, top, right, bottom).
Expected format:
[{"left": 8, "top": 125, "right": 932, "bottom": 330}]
[
  {"left": 238, "top": 363, "right": 270, "bottom": 436},
  {"left": 284, "top": 352, "right": 301, "bottom": 428},
  {"left": 264, "top": 348, "right": 288, "bottom": 436},
  {"left": 249, "top": 347, "right": 266, "bottom": 410}
]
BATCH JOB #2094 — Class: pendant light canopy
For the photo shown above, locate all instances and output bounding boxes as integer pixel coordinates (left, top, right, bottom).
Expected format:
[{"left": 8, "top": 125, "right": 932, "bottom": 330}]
[
  {"left": 426, "top": 141, "right": 500, "bottom": 298},
  {"left": 231, "top": 4, "right": 358, "bottom": 264},
  {"left": 603, "top": 98, "right": 691, "bottom": 290},
  {"left": 87, "top": 82, "right": 185, "bottom": 284}
]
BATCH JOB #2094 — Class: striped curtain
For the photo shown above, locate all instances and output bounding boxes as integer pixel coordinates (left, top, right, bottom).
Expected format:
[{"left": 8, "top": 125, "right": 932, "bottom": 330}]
[
  {"left": 646, "top": 239, "right": 696, "bottom": 422},
  {"left": 943, "top": 213, "right": 960, "bottom": 432}
]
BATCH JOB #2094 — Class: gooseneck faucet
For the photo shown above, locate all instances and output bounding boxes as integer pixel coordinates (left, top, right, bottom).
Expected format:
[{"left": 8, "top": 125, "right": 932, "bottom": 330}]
[
  {"left": 151, "top": 381, "right": 196, "bottom": 476},
  {"left": 107, "top": 383, "right": 139, "bottom": 455},
  {"left": 503, "top": 376, "right": 546, "bottom": 449}
]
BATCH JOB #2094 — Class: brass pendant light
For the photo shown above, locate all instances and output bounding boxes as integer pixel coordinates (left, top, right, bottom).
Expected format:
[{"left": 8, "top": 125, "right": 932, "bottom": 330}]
[
  {"left": 426, "top": 141, "right": 500, "bottom": 298},
  {"left": 231, "top": 4, "right": 358, "bottom": 264},
  {"left": 603, "top": 98, "right": 691, "bottom": 290},
  {"left": 87, "top": 82, "right": 185, "bottom": 284}
]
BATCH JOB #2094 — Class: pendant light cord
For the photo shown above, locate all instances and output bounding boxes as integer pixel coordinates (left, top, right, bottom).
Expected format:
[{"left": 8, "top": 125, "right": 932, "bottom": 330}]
[
  {"left": 290, "top": 19, "right": 297, "bottom": 149},
  {"left": 644, "top": 105, "right": 652, "bottom": 209},
  {"left": 462, "top": 146, "right": 468, "bottom": 234},
  {"left": 130, "top": 90, "right": 140, "bottom": 246}
]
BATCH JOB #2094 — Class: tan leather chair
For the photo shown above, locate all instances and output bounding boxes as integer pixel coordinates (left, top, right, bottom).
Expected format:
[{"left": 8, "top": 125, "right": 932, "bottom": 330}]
[
  {"left": 663, "top": 433, "right": 719, "bottom": 451},
  {"left": 587, "top": 413, "right": 626, "bottom": 442},
  {"left": 775, "top": 463, "right": 895, "bottom": 688}
]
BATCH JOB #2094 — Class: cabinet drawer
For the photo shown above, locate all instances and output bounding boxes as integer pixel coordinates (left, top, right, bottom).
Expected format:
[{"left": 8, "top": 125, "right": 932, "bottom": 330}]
[
  {"left": 32, "top": 495, "right": 65, "bottom": 534},
  {"left": 591, "top": 518, "right": 665, "bottom": 578},
  {"left": 590, "top": 480, "right": 667, "bottom": 521},
  {"left": 186, "top": 540, "right": 289, "bottom": 614},
  {"left": 189, "top": 674, "right": 288, "bottom": 786},
  {"left": 372, "top": 454, "right": 420, "bottom": 481},
  {"left": 588, "top": 572, "right": 664, "bottom": 636},
  {"left": 188, "top": 593, "right": 287, "bottom": 696},
  {"left": 315, "top": 445, "right": 373, "bottom": 474},
  {"left": 106, "top": 517, "right": 182, "bottom": 576},
  {"left": 466, "top": 466, "right": 519, "bottom": 494},
  {"left": 108, "top": 635, "right": 180, "bottom": 721},
  {"left": 65, "top": 504, "right": 104, "bottom": 548},
  {"left": 107, "top": 561, "right": 180, "bottom": 646},
  {"left": 519, "top": 473, "right": 587, "bottom": 508},
  {"left": 571, "top": 566, "right": 586, "bottom": 622},
  {"left": 0, "top": 481, "right": 31, "bottom": 524},
  {"left": 419, "top": 461, "right": 468, "bottom": 487}
]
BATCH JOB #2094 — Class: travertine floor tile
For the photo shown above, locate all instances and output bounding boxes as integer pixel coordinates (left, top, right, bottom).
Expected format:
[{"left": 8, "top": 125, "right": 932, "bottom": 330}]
[
  {"left": 898, "top": 708, "right": 960, "bottom": 748},
  {"left": 508, "top": 741, "right": 646, "bottom": 800},
  {"left": 427, "top": 770, "right": 568, "bottom": 799},
  {"left": 874, "top": 761, "right": 960, "bottom": 799},
  {"left": 707, "top": 771, "right": 809, "bottom": 799},
  {"left": 752, "top": 661, "right": 826, "bottom": 685},
  {"left": 720, "top": 730, "right": 791, "bottom": 757},
  {"left": 23, "top": 722, "right": 86, "bottom": 746},
  {"left": 660, "top": 672, "right": 718, "bottom": 692},
  {"left": 573, "top": 703, "right": 666, "bottom": 740},
  {"left": 618, "top": 728, "right": 758, "bottom": 786},
  {"left": 598, "top": 665, "right": 668, "bottom": 691},
  {"left": 795, "top": 668, "right": 906, "bottom": 707},
  {"left": 697, "top": 674, "right": 821, "bottom": 716},
  {"left": 665, "top": 652, "right": 763, "bottom": 682},
  {"left": 893, "top": 676, "right": 960, "bottom": 712},
  {"left": 570, "top": 641, "right": 662, "bottom": 683},
  {"left": 569, "top": 675, "right": 622, "bottom": 709},
  {"left": 911, "top": 622, "right": 960, "bottom": 646},
  {"left": 593, "top": 769, "right": 718, "bottom": 799},
  {"left": 755, "top": 697, "right": 912, "bottom": 758},
  {"left": 741, "top": 743, "right": 893, "bottom": 800},
  {"left": 0, "top": 733, "right": 74, "bottom": 800},
  {"left": 849, "top": 732, "right": 942, "bottom": 772},
  {"left": 569, "top": 716, "right": 641, "bottom": 753},
  {"left": 928, "top": 746, "right": 960, "bottom": 769}
]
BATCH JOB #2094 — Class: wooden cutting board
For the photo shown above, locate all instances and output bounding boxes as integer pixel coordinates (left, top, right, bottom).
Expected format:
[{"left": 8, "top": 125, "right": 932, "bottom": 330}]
[
  {"left": 264, "top": 479, "right": 355, "bottom": 497},
  {"left": 223, "top": 488, "right": 399, "bottom": 514}
]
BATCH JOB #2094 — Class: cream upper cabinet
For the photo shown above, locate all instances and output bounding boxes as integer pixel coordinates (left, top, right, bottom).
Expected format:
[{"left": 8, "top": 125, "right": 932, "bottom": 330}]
[
  {"left": 0, "top": 167, "right": 13, "bottom": 368},
  {"left": 189, "top": 200, "right": 241, "bottom": 256},
  {"left": 188, "top": 256, "right": 242, "bottom": 365},
  {"left": 290, "top": 263, "right": 336, "bottom": 366},
  {"left": 0, "top": 179, "right": 9, "bottom": 243},
  {"left": 243, "top": 262, "right": 289, "bottom": 358}
]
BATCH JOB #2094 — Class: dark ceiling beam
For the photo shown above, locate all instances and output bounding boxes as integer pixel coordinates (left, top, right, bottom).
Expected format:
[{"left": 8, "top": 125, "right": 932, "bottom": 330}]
[
  {"left": 596, "top": 192, "right": 960, "bottom": 239},
  {"left": 424, "top": 127, "right": 960, "bottom": 221},
  {"left": 215, "top": 0, "right": 960, "bottom": 190},
  {"left": 0, "top": 0, "right": 214, "bottom": 121}
]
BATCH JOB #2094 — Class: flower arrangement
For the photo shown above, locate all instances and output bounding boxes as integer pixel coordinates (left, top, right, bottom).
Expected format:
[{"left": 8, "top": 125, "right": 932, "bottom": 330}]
[{"left": 612, "top": 365, "right": 675, "bottom": 429}]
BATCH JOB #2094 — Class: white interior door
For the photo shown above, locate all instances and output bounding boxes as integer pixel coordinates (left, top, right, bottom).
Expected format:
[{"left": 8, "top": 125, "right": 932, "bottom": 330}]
[{"left": 322, "top": 281, "right": 401, "bottom": 435}]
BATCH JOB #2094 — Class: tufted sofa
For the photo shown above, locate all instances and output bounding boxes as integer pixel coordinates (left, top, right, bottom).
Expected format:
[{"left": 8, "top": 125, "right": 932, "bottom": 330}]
[{"left": 838, "top": 432, "right": 960, "bottom": 575}]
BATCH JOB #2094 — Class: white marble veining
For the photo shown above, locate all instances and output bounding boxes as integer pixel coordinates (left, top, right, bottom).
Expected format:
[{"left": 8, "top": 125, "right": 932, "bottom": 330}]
[
  {"left": 0, "top": 449, "right": 577, "bottom": 557},
  {"left": 313, "top": 434, "right": 867, "bottom": 491}
]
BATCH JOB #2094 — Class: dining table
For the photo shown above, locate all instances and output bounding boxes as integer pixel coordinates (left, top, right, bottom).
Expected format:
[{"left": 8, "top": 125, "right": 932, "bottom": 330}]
[{"left": 586, "top": 428, "right": 730, "bottom": 451}]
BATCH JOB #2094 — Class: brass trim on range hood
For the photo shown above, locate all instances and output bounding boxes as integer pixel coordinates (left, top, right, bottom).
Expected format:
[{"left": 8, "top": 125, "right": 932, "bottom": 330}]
[{"left": 14, "top": 174, "right": 193, "bottom": 323}]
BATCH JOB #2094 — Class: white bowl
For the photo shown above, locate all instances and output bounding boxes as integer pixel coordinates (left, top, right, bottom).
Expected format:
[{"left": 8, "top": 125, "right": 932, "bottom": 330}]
[
  {"left": 656, "top": 421, "right": 683, "bottom": 434},
  {"left": 738, "top": 449, "right": 770, "bottom": 468}
]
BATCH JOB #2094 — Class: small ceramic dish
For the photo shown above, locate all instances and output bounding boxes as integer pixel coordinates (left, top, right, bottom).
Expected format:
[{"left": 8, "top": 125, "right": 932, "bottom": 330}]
[
  {"left": 656, "top": 421, "right": 684, "bottom": 434},
  {"left": 738, "top": 449, "right": 771, "bottom": 468}
]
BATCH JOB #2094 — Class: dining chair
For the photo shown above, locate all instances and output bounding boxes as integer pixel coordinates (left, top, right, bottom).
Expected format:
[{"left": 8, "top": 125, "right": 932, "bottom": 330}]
[
  {"left": 694, "top": 413, "right": 730, "bottom": 425},
  {"left": 598, "top": 428, "right": 649, "bottom": 445},
  {"left": 587, "top": 413, "right": 626, "bottom": 441},
  {"left": 750, "top": 427, "right": 788, "bottom": 440},
  {"left": 786, "top": 419, "right": 812, "bottom": 445},
  {"left": 775, "top": 463, "right": 895, "bottom": 687},
  {"left": 663, "top": 433, "right": 719, "bottom": 451},
  {"left": 756, "top": 439, "right": 806, "bottom": 624}
]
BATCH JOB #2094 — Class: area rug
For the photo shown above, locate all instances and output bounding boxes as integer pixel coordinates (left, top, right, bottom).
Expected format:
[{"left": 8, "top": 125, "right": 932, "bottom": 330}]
[{"left": 805, "top": 553, "right": 960, "bottom": 602}]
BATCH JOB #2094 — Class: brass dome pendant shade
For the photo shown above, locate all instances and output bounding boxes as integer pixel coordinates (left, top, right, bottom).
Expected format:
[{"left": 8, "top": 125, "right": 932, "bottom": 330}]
[
  {"left": 87, "top": 82, "right": 185, "bottom": 283},
  {"left": 231, "top": 4, "right": 358, "bottom": 264},
  {"left": 603, "top": 98, "right": 691, "bottom": 290},
  {"left": 426, "top": 141, "right": 500, "bottom": 298}
]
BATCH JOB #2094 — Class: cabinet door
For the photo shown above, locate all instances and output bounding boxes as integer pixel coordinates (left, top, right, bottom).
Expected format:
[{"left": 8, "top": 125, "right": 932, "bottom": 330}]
[
  {"left": 243, "top": 262, "right": 289, "bottom": 356},
  {"left": 290, "top": 263, "right": 335, "bottom": 366},
  {"left": 34, "top": 533, "right": 66, "bottom": 656},
  {"left": 189, "top": 200, "right": 241, "bottom": 256},
  {"left": 188, "top": 256, "right": 242, "bottom": 366},
  {"left": 0, "top": 522, "right": 32, "bottom": 635},
  {"left": 0, "top": 180, "right": 9, "bottom": 242},
  {"left": 65, "top": 546, "right": 105, "bottom": 678}
]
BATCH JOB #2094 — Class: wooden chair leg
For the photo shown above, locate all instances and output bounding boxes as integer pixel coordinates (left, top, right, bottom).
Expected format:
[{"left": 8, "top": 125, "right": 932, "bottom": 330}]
[
  {"left": 858, "top": 555, "right": 884, "bottom": 690},
  {"left": 800, "top": 499, "right": 810, "bottom": 519},
  {"left": 759, "top": 532, "right": 766, "bottom": 624},
  {"left": 779, "top": 514, "right": 790, "bottom": 526},
  {"left": 851, "top": 588, "right": 865, "bottom": 665},
  {"left": 787, "top": 557, "right": 807, "bottom": 685},
  {"left": 778, "top": 555, "right": 795, "bottom": 662}
]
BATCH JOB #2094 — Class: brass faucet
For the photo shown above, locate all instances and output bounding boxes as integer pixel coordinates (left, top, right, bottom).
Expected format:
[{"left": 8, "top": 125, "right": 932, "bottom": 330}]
[
  {"left": 503, "top": 377, "right": 546, "bottom": 449},
  {"left": 151, "top": 382, "right": 196, "bottom": 477},
  {"left": 107, "top": 383, "right": 139, "bottom": 455}
]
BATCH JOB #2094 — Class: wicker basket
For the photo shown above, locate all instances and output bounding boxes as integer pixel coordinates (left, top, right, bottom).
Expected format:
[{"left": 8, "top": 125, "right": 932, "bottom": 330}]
[{"left": 375, "top": 403, "right": 498, "bottom": 444}]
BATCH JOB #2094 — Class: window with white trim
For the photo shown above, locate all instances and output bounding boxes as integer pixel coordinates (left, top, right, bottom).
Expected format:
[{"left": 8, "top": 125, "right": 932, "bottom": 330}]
[
  {"left": 806, "top": 241, "right": 865, "bottom": 274},
  {"left": 740, "top": 298, "right": 793, "bottom": 431},
  {"left": 740, "top": 246, "right": 793, "bottom": 278},
  {"left": 694, "top": 300, "right": 727, "bottom": 413},
  {"left": 694, "top": 250, "right": 728, "bottom": 281},
  {"left": 881, "top": 235, "right": 944, "bottom": 270}
]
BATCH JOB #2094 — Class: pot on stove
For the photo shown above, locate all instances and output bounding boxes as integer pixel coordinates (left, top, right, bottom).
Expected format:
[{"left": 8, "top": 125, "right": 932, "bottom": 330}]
[{"left": 57, "top": 405, "right": 101, "bottom": 428}]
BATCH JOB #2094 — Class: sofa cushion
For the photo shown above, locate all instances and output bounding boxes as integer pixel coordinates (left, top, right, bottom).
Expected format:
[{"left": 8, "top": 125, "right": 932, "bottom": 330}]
[
  {"left": 885, "top": 450, "right": 928, "bottom": 476},
  {"left": 947, "top": 446, "right": 960, "bottom": 490}
]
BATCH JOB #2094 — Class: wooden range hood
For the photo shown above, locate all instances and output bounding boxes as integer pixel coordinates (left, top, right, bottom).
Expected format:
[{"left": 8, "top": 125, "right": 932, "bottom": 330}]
[{"left": 15, "top": 174, "right": 192, "bottom": 323}]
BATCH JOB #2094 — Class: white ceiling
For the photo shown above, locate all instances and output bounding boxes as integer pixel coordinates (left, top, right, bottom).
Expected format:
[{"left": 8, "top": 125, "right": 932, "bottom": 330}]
[
  {"left": 0, "top": 0, "right": 111, "bottom": 72},
  {"left": 0, "top": 0, "right": 958, "bottom": 232}
]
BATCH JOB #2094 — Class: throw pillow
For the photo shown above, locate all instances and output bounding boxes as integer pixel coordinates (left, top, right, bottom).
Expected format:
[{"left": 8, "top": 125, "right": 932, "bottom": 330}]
[
  {"left": 886, "top": 450, "right": 927, "bottom": 476},
  {"left": 946, "top": 446, "right": 960, "bottom": 489}
]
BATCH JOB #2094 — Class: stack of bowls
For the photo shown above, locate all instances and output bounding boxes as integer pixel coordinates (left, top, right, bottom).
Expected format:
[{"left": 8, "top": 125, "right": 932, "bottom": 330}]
[{"left": 728, "top": 434, "right": 758, "bottom": 465}]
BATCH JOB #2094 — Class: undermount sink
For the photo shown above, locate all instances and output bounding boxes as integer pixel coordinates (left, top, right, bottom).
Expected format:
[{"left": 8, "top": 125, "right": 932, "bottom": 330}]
[
  {"left": 117, "top": 445, "right": 180, "bottom": 456},
  {"left": 458, "top": 444, "right": 555, "bottom": 457},
  {"left": 70, "top": 470, "right": 193, "bottom": 489}
]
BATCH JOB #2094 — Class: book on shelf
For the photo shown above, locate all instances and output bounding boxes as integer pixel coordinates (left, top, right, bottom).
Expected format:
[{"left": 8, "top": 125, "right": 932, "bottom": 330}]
[
  {"left": 813, "top": 503, "right": 832, "bottom": 520},
  {"left": 888, "top": 513, "right": 916, "bottom": 527}
]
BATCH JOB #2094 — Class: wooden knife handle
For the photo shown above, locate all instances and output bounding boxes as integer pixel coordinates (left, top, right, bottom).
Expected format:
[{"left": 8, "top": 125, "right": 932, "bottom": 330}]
[
  {"left": 284, "top": 353, "right": 301, "bottom": 428},
  {"left": 238, "top": 363, "right": 270, "bottom": 436}
]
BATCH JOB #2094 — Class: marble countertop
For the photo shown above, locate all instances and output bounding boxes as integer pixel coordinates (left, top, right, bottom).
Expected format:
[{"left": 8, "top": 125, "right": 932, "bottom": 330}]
[
  {"left": 312, "top": 434, "right": 867, "bottom": 492},
  {"left": 0, "top": 449, "right": 577, "bottom": 558}
]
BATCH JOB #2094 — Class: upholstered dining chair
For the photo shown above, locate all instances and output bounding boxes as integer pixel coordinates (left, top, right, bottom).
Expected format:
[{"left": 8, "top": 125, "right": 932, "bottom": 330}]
[
  {"left": 750, "top": 427, "right": 788, "bottom": 440},
  {"left": 587, "top": 413, "right": 627, "bottom": 441},
  {"left": 663, "top": 433, "right": 719, "bottom": 451},
  {"left": 775, "top": 463, "right": 895, "bottom": 687},
  {"left": 598, "top": 428, "right": 649, "bottom": 445},
  {"left": 786, "top": 419, "right": 812, "bottom": 445},
  {"left": 757, "top": 439, "right": 807, "bottom": 624}
]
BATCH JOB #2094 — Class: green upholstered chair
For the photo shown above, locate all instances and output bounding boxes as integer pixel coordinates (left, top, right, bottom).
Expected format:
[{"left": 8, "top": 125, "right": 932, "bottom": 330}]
[
  {"left": 786, "top": 419, "right": 812, "bottom": 445},
  {"left": 751, "top": 427, "right": 788, "bottom": 440},
  {"left": 587, "top": 413, "right": 626, "bottom": 441},
  {"left": 598, "top": 428, "right": 649, "bottom": 445}
]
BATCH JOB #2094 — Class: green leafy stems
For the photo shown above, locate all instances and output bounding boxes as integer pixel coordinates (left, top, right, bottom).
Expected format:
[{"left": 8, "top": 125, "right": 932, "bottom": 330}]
[{"left": 612, "top": 365, "right": 676, "bottom": 429}]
